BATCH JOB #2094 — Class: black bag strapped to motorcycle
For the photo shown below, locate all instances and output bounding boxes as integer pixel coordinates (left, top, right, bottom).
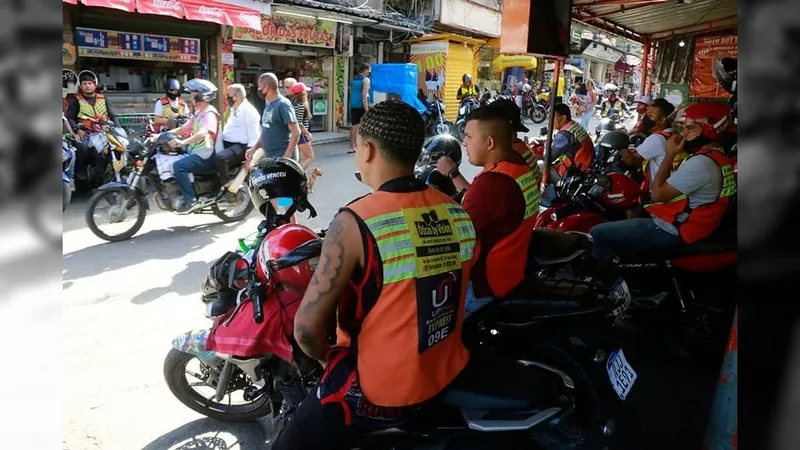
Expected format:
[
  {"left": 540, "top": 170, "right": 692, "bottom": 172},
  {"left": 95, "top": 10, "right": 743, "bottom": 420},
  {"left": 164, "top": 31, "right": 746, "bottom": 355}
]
[{"left": 201, "top": 251, "right": 242, "bottom": 303}]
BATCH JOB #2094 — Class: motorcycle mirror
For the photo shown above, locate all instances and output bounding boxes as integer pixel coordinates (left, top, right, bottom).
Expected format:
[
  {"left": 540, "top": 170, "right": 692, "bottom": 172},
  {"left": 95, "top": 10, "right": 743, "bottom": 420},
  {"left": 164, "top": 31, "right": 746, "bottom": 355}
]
[{"left": 228, "top": 258, "right": 250, "bottom": 290}]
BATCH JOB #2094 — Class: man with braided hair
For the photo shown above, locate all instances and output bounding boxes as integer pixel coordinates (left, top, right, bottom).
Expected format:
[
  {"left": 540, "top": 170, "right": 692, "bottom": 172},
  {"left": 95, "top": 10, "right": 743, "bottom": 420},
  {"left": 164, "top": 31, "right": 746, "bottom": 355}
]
[{"left": 273, "top": 100, "right": 479, "bottom": 450}]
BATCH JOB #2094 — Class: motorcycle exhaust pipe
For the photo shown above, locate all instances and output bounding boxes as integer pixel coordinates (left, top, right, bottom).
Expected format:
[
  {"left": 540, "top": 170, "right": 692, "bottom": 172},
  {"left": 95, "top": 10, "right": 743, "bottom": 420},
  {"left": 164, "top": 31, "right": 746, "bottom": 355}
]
[{"left": 226, "top": 167, "right": 248, "bottom": 194}]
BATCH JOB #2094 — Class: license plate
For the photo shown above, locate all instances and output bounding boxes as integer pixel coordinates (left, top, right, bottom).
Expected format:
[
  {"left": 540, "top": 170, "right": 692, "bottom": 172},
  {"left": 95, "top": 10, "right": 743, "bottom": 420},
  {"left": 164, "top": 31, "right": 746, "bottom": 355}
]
[
  {"left": 610, "top": 278, "right": 632, "bottom": 316},
  {"left": 459, "top": 106, "right": 466, "bottom": 115},
  {"left": 606, "top": 349, "right": 637, "bottom": 401}
]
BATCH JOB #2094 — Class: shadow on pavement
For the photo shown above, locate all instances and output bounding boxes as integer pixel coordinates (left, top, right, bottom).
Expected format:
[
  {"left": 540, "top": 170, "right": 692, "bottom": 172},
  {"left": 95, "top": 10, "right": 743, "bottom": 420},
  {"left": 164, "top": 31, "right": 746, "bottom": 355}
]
[
  {"left": 141, "top": 418, "right": 267, "bottom": 450},
  {"left": 62, "top": 221, "right": 238, "bottom": 283},
  {"left": 130, "top": 260, "right": 209, "bottom": 305}
]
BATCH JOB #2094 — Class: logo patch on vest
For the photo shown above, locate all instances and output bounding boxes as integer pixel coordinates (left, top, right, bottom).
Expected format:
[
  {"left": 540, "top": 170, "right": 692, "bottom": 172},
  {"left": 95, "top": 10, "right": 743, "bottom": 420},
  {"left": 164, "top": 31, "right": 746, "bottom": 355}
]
[{"left": 414, "top": 210, "right": 453, "bottom": 238}]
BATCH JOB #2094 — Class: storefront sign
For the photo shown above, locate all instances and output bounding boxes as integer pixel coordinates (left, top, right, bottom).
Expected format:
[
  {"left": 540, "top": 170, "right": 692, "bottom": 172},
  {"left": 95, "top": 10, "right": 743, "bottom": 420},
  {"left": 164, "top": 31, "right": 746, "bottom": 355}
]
[
  {"left": 75, "top": 27, "right": 200, "bottom": 63},
  {"left": 690, "top": 35, "right": 737, "bottom": 99},
  {"left": 233, "top": 15, "right": 336, "bottom": 48},
  {"left": 221, "top": 52, "right": 235, "bottom": 65},
  {"left": 410, "top": 41, "right": 448, "bottom": 98},
  {"left": 312, "top": 99, "right": 328, "bottom": 116}
]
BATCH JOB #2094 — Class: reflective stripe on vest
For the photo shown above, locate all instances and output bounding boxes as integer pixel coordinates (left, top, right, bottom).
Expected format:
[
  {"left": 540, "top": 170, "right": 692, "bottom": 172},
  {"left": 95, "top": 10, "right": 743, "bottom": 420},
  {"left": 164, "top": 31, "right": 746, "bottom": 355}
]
[
  {"left": 460, "top": 85, "right": 477, "bottom": 96},
  {"left": 76, "top": 94, "right": 108, "bottom": 127},
  {"left": 345, "top": 187, "right": 475, "bottom": 406},
  {"left": 465, "top": 161, "right": 538, "bottom": 297},
  {"left": 188, "top": 106, "right": 219, "bottom": 157},
  {"left": 644, "top": 149, "right": 736, "bottom": 244},
  {"left": 554, "top": 121, "right": 590, "bottom": 169},
  {"left": 160, "top": 97, "right": 187, "bottom": 119},
  {"left": 512, "top": 140, "right": 537, "bottom": 172}
]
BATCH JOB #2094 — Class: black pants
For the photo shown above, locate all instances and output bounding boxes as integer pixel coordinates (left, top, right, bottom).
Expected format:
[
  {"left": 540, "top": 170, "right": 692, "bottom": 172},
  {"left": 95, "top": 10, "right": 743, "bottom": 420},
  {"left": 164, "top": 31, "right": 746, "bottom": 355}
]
[
  {"left": 215, "top": 141, "right": 247, "bottom": 184},
  {"left": 72, "top": 137, "right": 92, "bottom": 179},
  {"left": 271, "top": 351, "right": 417, "bottom": 450}
]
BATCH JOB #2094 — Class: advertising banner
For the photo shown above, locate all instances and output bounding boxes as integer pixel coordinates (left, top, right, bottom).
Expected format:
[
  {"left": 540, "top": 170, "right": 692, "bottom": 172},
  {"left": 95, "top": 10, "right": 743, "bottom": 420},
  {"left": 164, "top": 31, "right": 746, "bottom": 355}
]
[
  {"left": 409, "top": 41, "right": 448, "bottom": 99},
  {"left": 233, "top": 15, "right": 336, "bottom": 48},
  {"left": 76, "top": 27, "right": 200, "bottom": 63},
  {"left": 690, "top": 35, "right": 737, "bottom": 98}
]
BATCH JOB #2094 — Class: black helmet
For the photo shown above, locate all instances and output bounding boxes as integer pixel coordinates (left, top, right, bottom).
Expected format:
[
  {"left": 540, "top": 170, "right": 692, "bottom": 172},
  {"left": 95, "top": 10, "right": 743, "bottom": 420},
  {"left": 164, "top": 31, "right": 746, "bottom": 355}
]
[
  {"left": 598, "top": 131, "right": 630, "bottom": 150},
  {"left": 154, "top": 132, "right": 180, "bottom": 153},
  {"left": 416, "top": 134, "right": 462, "bottom": 172},
  {"left": 414, "top": 165, "right": 457, "bottom": 197},
  {"left": 166, "top": 78, "right": 181, "bottom": 92},
  {"left": 183, "top": 78, "right": 218, "bottom": 103},
  {"left": 628, "top": 133, "right": 646, "bottom": 148},
  {"left": 712, "top": 57, "right": 737, "bottom": 95},
  {"left": 485, "top": 98, "right": 530, "bottom": 132},
  {"left": 249, "top": 157, "right": 313, "bottom": 216},
  {"left": 463, "top": 74, "right": 472, "bottom": 84}
]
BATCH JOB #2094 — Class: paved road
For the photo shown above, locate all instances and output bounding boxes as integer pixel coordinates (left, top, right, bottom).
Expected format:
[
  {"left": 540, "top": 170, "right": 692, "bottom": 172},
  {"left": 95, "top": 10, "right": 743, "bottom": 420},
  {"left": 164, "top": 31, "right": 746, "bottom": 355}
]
[{"left": 62, "top": 117, "right": 623, "bottom": 450}]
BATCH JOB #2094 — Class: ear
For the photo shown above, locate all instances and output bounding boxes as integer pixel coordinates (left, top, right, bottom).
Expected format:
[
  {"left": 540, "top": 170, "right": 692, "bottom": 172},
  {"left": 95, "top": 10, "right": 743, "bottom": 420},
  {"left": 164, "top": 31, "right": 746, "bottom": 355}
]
[
  {"left": 363, "top": 140, "right": 378, "bottom": 163},
  {"left": 485, "top": 135, "right": 497, "bottom": 152}
]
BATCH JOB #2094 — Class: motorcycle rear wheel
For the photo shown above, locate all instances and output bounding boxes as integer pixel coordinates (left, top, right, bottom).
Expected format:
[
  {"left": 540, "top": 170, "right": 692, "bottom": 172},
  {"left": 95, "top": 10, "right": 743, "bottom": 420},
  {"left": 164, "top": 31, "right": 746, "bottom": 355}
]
[
  {"left": 212, "top": 188, "right": 254, "bottom": 223},
  {"left": 163, "top": 349, "right": 273, "bottom": 422}
]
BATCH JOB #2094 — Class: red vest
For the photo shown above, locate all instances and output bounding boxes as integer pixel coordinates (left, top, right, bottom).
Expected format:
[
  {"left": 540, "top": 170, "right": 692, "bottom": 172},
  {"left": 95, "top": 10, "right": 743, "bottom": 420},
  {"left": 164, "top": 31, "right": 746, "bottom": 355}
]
[{"left": 645, "top": 148, "right": 736, "bottom": 244}]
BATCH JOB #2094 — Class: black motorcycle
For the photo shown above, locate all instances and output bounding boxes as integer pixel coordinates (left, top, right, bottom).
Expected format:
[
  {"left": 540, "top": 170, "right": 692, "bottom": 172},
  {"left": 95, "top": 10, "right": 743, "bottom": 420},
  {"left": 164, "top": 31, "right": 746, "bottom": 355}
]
[
  {"left": 594, "top": 107, "right": 628, "bottom": 142},
  {"left": 421, "top": 96, "right": 457, "bottom": 138},
  {"left": 455, "top": 95, "right": 480, "bottom": 141},
  {"left": 84, "top": 132, "right": 253, "bottom": 242}
]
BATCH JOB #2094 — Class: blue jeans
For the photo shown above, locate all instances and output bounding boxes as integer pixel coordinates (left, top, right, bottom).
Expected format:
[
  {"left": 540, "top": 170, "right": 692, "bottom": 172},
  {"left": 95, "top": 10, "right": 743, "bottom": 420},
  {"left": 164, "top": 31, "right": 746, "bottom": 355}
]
[
  {"left": 580, "top": 108, "right": 593, "bottom": 131},
  {"left": 173, "top": 154, "right": 216, "bottom": 203},
  {"left": 589, "top": 218, "right": 683, "bottom": 262}
]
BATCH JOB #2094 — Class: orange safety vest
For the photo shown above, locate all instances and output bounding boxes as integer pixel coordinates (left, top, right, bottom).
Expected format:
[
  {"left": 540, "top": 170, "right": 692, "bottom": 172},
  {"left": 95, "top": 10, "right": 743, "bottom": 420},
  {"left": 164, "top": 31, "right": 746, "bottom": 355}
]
[
  {"left": 645, "top": 148, "right": 736, "bottom": 244},
  {"left": 75, "top": 93, "right": 108, "bottom": 129},
  {"left": 463, "top": 160, "right": 539, "bottom": 298},
  {"left": 159, "top": 96, "right": 188, "bottom": 119},
  {"left": 342, "top": 186, "right": 478, "bottom": 406},
  {"left": 554, "top": 120, "right": 594, "bottom": 177}
]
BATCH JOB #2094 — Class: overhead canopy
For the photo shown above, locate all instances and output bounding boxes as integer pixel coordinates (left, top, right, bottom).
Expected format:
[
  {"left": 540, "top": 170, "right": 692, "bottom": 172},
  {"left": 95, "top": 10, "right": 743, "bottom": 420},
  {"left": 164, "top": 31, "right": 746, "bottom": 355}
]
[
  {"left": 544, "top": 63, "right": 583, "bottom": 74},
  {"left": 65, "top": 0, "right": 262, "bottom": 29},
  {"left": 493, "top": 54, "right": 538, "bottom": 71},
  {"left": 571, "top": 0, "right": 737, "bottom": 43}
]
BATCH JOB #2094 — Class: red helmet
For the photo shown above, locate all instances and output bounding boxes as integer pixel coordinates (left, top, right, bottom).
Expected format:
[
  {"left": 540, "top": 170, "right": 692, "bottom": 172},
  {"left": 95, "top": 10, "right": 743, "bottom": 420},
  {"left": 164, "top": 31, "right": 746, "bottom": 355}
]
[
  {"left": 256, "top": 224, "right": 320, "bottom": 296},
  {"left": 674, "top": 102, "right": 732, "bottom": 142},
  {"left": 596, "top": 173, "right": 641, "bottom": 211}
]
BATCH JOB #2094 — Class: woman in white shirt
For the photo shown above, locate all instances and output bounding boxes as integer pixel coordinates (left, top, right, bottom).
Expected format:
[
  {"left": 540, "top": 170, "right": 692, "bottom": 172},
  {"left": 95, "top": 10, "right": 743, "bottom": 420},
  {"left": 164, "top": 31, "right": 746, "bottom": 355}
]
[{"left": 216, "top": 83, "right": 261, "bottom": 185}]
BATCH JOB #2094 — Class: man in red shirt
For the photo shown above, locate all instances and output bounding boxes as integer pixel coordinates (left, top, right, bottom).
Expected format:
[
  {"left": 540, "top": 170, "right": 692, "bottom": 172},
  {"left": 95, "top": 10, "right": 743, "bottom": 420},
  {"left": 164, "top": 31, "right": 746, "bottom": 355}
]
[
  {"left": 551, "top": 103, "right": 595, "bottom": 182},
  {"left": 435, "top": 106, "right": 538, "bottom": 315}
]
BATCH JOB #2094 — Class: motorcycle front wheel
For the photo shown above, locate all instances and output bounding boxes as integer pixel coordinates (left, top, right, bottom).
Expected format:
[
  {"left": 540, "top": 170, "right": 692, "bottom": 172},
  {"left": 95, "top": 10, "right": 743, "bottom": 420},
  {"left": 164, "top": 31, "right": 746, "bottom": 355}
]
[
  {"left": 532, "top": 106, "right": 547, "bottom": 124},
  {"left": 62, "top": 181, "right": 72, "bottom": 212},
  {"left": 85, "top": 189, "right": 147, "bottom": 242},
  {"left": 163, "top": 349, "right": 273, "bottom": 422}
]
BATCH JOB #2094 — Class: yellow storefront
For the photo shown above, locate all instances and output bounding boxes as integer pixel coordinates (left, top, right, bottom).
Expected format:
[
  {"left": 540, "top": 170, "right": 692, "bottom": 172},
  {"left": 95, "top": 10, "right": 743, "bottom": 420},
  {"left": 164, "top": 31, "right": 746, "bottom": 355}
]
[{"left": 409, "top": 33, "right": 485, "bottom": 122}]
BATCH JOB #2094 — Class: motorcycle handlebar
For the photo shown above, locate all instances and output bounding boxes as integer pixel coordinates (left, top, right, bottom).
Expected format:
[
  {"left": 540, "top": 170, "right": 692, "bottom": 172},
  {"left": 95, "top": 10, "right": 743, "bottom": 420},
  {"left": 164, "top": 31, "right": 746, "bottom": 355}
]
[{"left": 251, "top": 282, "right": 264, "bottom": 324}]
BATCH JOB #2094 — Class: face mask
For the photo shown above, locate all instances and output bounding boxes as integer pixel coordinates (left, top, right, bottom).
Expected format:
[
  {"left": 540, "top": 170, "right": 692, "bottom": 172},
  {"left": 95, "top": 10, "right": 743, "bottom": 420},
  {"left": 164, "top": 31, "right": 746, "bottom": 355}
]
[
  {"left": 257, "top": 87, "right": 267, "bottom": 100},
  {"left": 226, "top": 96, "right": 235, "bottom": 107},
  {"left": 683, "top": 134, "right": 712, "bottom": 153},
  {"left": 640, "top": 116, "right": 656, "bottom": 132},
  {"left": 167, "top": 92, "right": 179, "bottom": 100}
]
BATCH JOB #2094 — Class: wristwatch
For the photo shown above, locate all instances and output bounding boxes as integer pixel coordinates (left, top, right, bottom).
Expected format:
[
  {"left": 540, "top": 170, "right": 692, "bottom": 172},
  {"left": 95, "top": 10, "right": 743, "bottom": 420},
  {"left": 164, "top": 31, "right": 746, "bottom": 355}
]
[{"left": 448, "top": 168, "right": 460, "bottom": 180}]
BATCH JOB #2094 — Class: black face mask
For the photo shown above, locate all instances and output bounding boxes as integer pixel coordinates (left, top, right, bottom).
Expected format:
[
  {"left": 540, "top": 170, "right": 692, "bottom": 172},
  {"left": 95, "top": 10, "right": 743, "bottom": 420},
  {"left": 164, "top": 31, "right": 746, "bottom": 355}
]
[
  {"left": 257, "top": 87, "right": 267, "bottom": 100},
  {"left": 226, "top": 96, "right": 235, "bottom": 107},
  {"left": 640, "top": 116, "right": 656, "bottom": 132},
  {"left": 683, "top": 135, "right": 712, "bottom": 153},
  {"left": 166, "top": 92, "right": 180, "bottom": 100}
]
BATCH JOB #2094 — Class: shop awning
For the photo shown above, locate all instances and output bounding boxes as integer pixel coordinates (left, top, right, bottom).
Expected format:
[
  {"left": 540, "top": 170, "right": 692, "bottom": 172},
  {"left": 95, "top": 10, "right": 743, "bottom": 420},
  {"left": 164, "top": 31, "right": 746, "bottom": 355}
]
[
  {"left": 63, "top": 0, "right": 80, "bottom": 5},
  {"left": 492, "top": 54, "right": 538, "bottom": 71},
  {"left": 70, "top": 0, "right": 261, "bottom": 29}
]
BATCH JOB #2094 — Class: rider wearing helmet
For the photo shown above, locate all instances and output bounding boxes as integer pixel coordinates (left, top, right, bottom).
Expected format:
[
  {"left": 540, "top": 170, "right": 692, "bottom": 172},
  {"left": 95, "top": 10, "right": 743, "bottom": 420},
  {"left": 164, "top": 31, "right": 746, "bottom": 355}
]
[
  {"left": 457, "top": 73, "right": 478, "bottom": 101},
  {"left": 435, "top": 105, "right": 538, "bottom": 316},
  {"left": 165, "top": 78, "right": 221, "bottom": 213},
  {"left": 599, "top": 83, "right": 627, "bottom": 117},
  {"left": 64, "top": 70, "right": 119, "bottom": 183},
  {"left": 589, "top": 102, "right": 737, "bottom": 262},
  {"left": 154, "top": 77, "right": 189, "bottom": 132},
  {"left": 273, "top": 100, "right": 477, "bottom": 449}
]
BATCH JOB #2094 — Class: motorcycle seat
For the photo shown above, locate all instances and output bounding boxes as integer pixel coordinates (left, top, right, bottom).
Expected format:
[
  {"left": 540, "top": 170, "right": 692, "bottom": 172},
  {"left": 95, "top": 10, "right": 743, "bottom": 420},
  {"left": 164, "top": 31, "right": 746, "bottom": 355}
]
[
  {"left": 439, "top": 349, "right": 563, "bottom": 412},
  {"left": 530, "top": 229, "right": 591, "bottom": 265}
]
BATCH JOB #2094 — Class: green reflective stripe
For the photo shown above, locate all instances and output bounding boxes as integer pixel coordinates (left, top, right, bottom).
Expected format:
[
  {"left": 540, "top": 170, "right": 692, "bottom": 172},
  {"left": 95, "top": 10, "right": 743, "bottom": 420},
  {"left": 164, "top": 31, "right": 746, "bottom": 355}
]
[
  {"left": 383, "top": 258, "right": 416, "bottom": 283},
  {"left": 515, "top": 173, "right": 540, "bottom": 219},
  {"left": 365, "top": 212, "right": 407, "bottom": 238},
  {"left": 376, "top": 235, "right": 414, "bottom": 260}
]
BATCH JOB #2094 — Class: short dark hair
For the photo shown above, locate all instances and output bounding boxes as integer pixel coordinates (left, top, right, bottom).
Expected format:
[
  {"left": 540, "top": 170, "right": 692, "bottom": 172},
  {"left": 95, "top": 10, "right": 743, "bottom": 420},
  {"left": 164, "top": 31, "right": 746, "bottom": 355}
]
[
  {"left": 466, "top": 106, "right": 513, "bottom": 149},
  {"left": 359, "top": 63, "right": 371, "bottom": 73},
  {"left": 650, "top": 98, "right": 676, "bottom": 117},
  {"left": 358, "top": 101, "right": 425, "bottom": 166},
  {"left": 553, "top": 103, "right": 572, "bottom": 120}
]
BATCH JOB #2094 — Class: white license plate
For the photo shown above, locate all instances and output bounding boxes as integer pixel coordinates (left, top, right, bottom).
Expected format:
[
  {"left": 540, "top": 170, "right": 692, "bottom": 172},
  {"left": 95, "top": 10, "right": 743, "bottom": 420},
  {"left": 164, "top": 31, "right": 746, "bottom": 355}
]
[
  {"left": 606, "top": 349, "right": 637, "bottom": 401},
  {"left": 610, "top": 278, "right": 632, "bottom": 316},
  {"left": 459, "top": 107, "right": 466, "bottom": 115}
]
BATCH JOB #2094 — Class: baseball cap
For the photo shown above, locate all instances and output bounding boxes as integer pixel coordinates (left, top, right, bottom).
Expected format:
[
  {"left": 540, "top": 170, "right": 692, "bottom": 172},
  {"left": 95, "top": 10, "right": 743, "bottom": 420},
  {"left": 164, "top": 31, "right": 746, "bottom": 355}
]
[
  {"left": 484, "top": 98, "right": 530, "bottom": 133},
  {"left": 636, "top": 95, "right": 652, "bottom": 105},
  {"left": 290, "top": 82, "right": 310, "bottom": 94},
  {"left": 650, "top": 98, "right": 676, "bottom": 116}
]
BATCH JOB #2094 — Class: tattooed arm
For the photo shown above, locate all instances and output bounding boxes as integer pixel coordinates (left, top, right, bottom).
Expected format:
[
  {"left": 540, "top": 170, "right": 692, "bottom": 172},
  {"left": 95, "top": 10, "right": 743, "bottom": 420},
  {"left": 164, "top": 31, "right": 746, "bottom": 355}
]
[{"left": 294, "top": 211, "right": 361, "bottom": 363}]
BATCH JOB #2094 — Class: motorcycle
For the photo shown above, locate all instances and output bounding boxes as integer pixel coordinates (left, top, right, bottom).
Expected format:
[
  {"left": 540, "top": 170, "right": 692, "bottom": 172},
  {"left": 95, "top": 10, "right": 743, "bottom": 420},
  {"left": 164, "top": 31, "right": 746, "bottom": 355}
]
[
  {"left": 62, "top": 133, "right": 76, "bottom": 212},
  {"left": 594, "top": 107, "right": 628, "bottom": 142},
  {"left": 523, "top": 90, "right": 547, "bottom": 124},
  {"left": 421, "top": 96, "right": 457, "bottom": 138},
  {"left": 164, "top": 196, "right": 624, "bottom": 449},
  {"left": 75, "top": 118, "right": 132, "bottom": 190},
  {"left": 455, "top": 95, "right": 481, "bottom": 141},
  {"left": 84, "top": 132, "right": 253, "bottom": 242}
]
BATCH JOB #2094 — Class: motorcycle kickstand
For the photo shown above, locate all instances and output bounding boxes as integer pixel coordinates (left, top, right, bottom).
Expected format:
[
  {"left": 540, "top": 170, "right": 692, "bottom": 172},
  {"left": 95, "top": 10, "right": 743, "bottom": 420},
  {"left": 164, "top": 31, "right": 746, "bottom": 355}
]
[{"left": 213, "top": 360, "right": 234, "bottom": 402}]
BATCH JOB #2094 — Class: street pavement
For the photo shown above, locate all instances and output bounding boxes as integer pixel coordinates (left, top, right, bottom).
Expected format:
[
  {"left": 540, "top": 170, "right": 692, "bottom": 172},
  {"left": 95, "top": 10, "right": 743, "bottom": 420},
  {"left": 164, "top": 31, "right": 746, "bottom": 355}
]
[{"left": 62, "top": 117, "right": 612, "bottom": 450}]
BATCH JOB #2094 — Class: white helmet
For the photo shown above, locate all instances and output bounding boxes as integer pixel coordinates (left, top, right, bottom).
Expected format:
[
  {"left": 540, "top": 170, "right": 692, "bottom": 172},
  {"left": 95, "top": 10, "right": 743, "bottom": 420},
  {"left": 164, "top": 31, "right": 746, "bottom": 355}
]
[{"left": 603, "top": 83, "right": 619, "bottom": 93}]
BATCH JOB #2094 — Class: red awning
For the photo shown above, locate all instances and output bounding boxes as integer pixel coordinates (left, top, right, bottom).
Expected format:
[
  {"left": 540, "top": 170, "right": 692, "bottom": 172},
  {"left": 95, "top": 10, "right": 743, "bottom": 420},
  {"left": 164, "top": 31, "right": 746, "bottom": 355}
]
[
  {"left": 182, "top": 0, "right": 262, "bottom": 29},
  {"left": 80, "top": 0, "right": 136, "bottom": 12},
  {"left": 136, "top": 0, "right": 185, "bottom": 19},
  {"left": 63, "top": 0, "right": 79, "bottom": 5}
]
